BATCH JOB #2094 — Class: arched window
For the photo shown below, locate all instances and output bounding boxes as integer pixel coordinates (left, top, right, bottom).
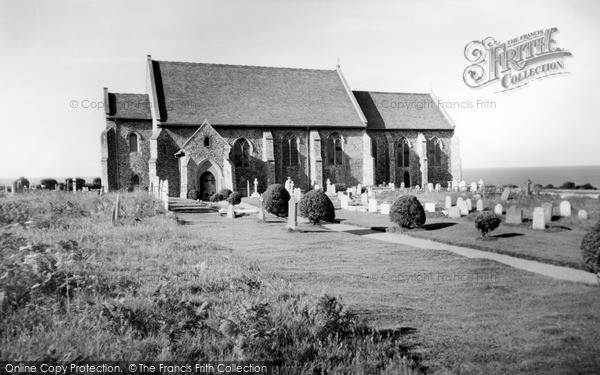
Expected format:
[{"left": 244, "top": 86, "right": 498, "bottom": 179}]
[
  {"left": 427, "top": 137, "right": 442, "bottom": 167},
  {"left": 204, "top": 137, "right": 210, "bottom": 147},
  {"left": 232, "top": 138, "right": 251, "bottom": 168},
  {"left": 327, "top": 133, "right": 343, "bottom": 165},
  {"left": 129, "top": 133, "right": 139, "bottom": 153},
  {"left": 131, "top": 174, "right": 140, "bottom": 187},
  {"left": 281, "top": 134, "right": 299, "bottom": 167},
  {"left": 397, "top": 138, "right": 410, "bottom": 167}
]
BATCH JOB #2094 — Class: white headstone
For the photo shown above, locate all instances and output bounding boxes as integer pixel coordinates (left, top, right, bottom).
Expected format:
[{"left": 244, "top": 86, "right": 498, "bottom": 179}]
[
  {"left": 458, "top": 201, "right": 469, "bottom": 216},
  {"left": 361, "top": 193, "right": 368, "bottom": 206},
  {"left": 541, "top": 202, "right": 553, "bottom": 223},
  {"left": 559, "top": 201, "right": 571, "bottom": 217},
  {"left": 286, "top": 197, "right": 298, "bottom": 230},
  {"left": 456, "top": 197, "right": 464, "bottom": 207},
  {"left": 476, "top": 199, "right": 484, "bottom": 211},
  {"left": 494, "top": 204, "right": 503, "bottom": 215},
  {"left": 294, "top": 188, "right": 301, "bottom": 202},
  {"left": 578, "top": 209, "right": 588, "bottom": 220},
  {"left": 470, "top": 182, "right": 477, "bottom": 192},
  {"left": 357, "top": 184, "right": 362, "bottom": 194},
  {"left": 424, "top": 202, "right": 436, "bottom": 213},
  {"left": 465, "top": 198, "right": 472, "bottom": 211},
  {"left": 340, "top": 195, "right": 349, "bottom": 209},
  {"left": 448, "top": 206, "right": 461, "bottom": 219},
  {"left": 380, "top": 203, "right": 390, "bottom": 215},
  {"left": 532, "top": 207, "right": 546, "bottom": 230},
  {"left": 258, "top": 196, "right": 265, "bottom": 221},
  {"left": 368, "top": 198, "right": 378, "bottom": 213},
  {"left": 227, "top": 204, "right": 235, "bottom": 219},
  {"left": 427, "top": 183, "right": 434, "bottom": 192},
  {"left": 445, "top": 196, "right": 452, "bottom": 209},
  {"left": 478, "top": 179, "right": 484, "bottom": 191},
  {"left": 435, "top": 183, "right": 441, "bottom": 192},
  {"left": 400, "top": 182, "right": 405, "bottom": 189}
]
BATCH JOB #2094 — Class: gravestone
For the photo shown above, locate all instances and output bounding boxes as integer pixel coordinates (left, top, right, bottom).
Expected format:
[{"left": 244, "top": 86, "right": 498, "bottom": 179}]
[
  {"left": 390, "top": 183, "right": 396, "bottom": 191},
  {"left": 541, "top": 202, "right": 553, "bottom": 223},
  {"left": 525, "top": 179, "right": 532, "bottom": 196},
  {"left": 445, "top": 196, "right": 452, "bottom": 209},
  {"left": 326, "top": 179, "right": 332, "bottom": 195},
  {"left": 465, "top": 198, "right": 472, "bottom": 211},
  {"left": 500, "top": 188, "right": 511, "bottom": 201},
  {"left": 361, "top": 193, "right": 368, "bottom": 206},
  {"left": 578, "top": 209, "right": 588, "bottom": 220},
  {"left": 251, "top": 178, "right": 260, "bottom": 198},
  {"left": 435, "top": 183, "right": 441, "bottom": 192},
  {"left": 340, "top": 195, "right": 349, "bottom": 209},
  {"left": 458, "top": 201, "right": 469, "bottom": 216},
  {"left": 368, "top": 199, "right": 378, "bottom": 213},
  {"left": 532, "top": 207, "right": 546, "bottom": 230},
  {"left": 400, "top": 182, "right": 405, "bottom": 190},
  {"left": 470, "top": 182, "right": 477, "bottom": 192},
  {"left": 559, "top": 201, "right": 571, "bottom": 217},
  {"left": 494, "top": 204, "right": 503, "bottom": 215},
  {"left": 448, "top": 206, "right": 461, "bottom": 219},
  {"left": 424, "top": 202, "right": 436, "bottom": 213},
  {"left": 506, "top": 206, "right": 523, "bottom": 224},
  {"left": 357, "top": 184, "right": 362, "bottom": 194},
  {"left": 476, "top": 199, "right": 484, "bottom": 211},
  {"left": 427, "top": 183, "right": 434, "bottom": 192},
  {"left": 380, "top": 203, "right": 390, "bottom": 215},
  {"left": 227, "top": 204, "right": 235, "bottom": 219},
  {"left": 294, "top": 188, "right": 302, "bottom": 202},
  {"left": 478, "top": 179, "right": 484, "bottom": 191},
  {"left": 286, "top": 197, "right": 298, "bottom": 230},
  {"left": 258, "top": 196, "right": 265, "bottom": 221},
  {"left": 337, "top": 191, "right": 344, "bottom": 201},
  {"left": 456, "top": 197, "right": 464, "bottom": 207},
  {"left": 285, "top": 177, "right": 292, "bottom": 193}
]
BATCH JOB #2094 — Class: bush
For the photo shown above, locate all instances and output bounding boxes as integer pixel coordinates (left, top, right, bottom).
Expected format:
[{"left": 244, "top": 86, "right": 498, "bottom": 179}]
[
  {"left": 577, "top": 183, "right": 597, "bottom": 190},
  {"left": 40, "top": 179, "right": 58, "bottom": 190},
  {"left": 209, "top": 193, "right": 223, "bottom": 202},
  {"left": 581, "top": 222, "right": 600, "bottom": 273},
  {"left": 219, "top": 188, "right": 233, "bottom": 199},
  {"left": 187, "top": 189, "right": 200, "bottom": 200},
  {"left": 560, "top": 181, "right": 576, "bottom": 190},
  {"left": 227, "top": 192, "right": 241, "bottom": 206},
  {"left": 263, "top": 184, "right": 290, "bottom": 217},
  {"left": 544, "top": 184, "right": 556, "bottom": 189},
  {"left": 389, "top": 195, "right": 425, "bottom": 229},
  {"left": 474, "top": 211, "right": 501, "bottom": 237},
  {"left": 298, "top": 189, "right": 335, "bottom": 224}
]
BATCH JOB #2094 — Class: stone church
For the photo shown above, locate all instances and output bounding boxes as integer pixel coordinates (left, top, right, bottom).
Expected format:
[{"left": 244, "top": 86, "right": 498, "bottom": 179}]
[{"left": 101, "top": 55, "right": 461, "bottom": 199}]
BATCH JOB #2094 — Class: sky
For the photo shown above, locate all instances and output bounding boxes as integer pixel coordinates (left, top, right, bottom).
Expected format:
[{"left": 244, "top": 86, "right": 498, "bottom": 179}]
[{"left": 0, "top": 0, "right": 598, "bottom": 180}]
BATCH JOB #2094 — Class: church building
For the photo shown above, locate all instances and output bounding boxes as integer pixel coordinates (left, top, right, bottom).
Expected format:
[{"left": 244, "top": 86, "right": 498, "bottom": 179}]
[{"left": 101, "top": 56, "right": 461, "bottom": 198}]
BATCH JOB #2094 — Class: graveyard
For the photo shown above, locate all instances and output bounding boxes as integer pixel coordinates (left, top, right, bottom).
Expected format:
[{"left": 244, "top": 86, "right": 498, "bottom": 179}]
[{"left": 1, "top": 181, "right": 600, "bottom": 374}]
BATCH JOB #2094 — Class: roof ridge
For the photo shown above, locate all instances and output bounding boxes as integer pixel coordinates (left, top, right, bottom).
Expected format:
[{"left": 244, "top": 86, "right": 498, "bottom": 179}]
[{"left": 153, "top": 59, "right": 336, "bottom": 72}]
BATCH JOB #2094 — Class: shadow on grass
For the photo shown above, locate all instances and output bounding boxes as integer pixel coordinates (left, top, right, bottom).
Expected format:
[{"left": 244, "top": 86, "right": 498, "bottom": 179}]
[
  {"left": 421, "top": 222, "right": 457, "bottom": 231},
  {"left": 344, "top": 229, "right": 381, "bottom": 236},
  {"left": 492, "top": 233, "right": 525, "bottom": 238}
]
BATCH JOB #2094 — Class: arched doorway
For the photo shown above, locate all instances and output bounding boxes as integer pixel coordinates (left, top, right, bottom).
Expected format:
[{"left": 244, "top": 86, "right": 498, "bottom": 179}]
[
  {"left": 403, "top": 171, "right": 410, "bottom": 187},
  {"left": 199, "top": 171, "right": 216, "bottom": 200}
]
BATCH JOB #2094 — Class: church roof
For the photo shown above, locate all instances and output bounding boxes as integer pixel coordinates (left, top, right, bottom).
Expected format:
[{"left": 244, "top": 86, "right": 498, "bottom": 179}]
[
  {"left": 353, "top": 91, "right": 455, "bottom": 130},
  {"left": 150, "top": 60, "right": 366, "bottom": 127},
  {"left": 104, "top": 92, "right": 152, "bottom": 120}
]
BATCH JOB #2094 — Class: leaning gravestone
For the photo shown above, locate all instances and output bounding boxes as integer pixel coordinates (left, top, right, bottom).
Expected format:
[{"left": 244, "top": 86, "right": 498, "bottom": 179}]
[
  {"left": 500, "top": 188, "right": 511, "bottom": 201},
  {"left": 541, "top": 202, "right": 553, "bottom": 223},
  {"left": 506, "top": 206, "right": 523, "bottom": 224},
  {"left": 448, "top": 206, "right": 461, "bottom": 219},
  {"left": 559, "top": 200, "right": 571, "bottom": 217},
  {"left": 476, "top": 199, "right": 484, "bottom": 211},
  {"left": 445, "top": 196, "right": 452, "bottom": 209},
  {"left": 494, "top": 204, "right": 503, "bottom": 215},
  {"left": 532, "top": 207, "right": 546, "bottom": 230},
  {"left": 424, "top": 202, "right": 436, "bottom": 213},
  {"left": 578, "top": 209, "right": 588, "bottom": 220}
]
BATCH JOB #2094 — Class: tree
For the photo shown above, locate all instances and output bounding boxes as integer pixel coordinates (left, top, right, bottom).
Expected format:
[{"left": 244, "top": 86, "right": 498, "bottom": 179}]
[{"left": 40, "top": 178, "right": 58, "bottom": 190}]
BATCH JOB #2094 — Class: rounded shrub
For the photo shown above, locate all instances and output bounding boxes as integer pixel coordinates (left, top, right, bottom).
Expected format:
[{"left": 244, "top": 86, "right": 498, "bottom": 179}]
[
  {"left": 389, "top": 195, "right": 426, "bottom": 229},
  {"left": 299, "top": 189, "right": 335, "bottom": 224},
  {"left": 226, "top": 191, "right": 242, "bottom": 206},
  {"left": 334, "top": 184, "right": 347, "bottom": 192},
  {"left": 219, "top": 188, "right": 233, "bottom": 199},
  {"left": 474, "top": 211, "right": 501, "bottom": 237},
  {"left": 209, "top": 193, "right": 223, "bottom": 202},
  {"left": 187, "top": 189, "right": 199, "bottom": 200},
  {"left": 581, "top": 222, "right": 600, "bottom": 273},
  {"left": 263, "top": 184, "right": 290, "bottom": 217}
]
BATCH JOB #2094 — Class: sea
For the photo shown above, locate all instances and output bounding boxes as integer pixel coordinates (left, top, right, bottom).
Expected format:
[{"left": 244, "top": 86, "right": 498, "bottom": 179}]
[{"left": 462, "top": 165, "right": 600, "bottom": 189}]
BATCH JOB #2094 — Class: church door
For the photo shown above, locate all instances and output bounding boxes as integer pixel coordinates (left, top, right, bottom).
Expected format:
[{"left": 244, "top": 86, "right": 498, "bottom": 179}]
[
  {"left": 200, "top": 171, "right": 216, "bottom": 200},
  {"left": 403, "top": 171, "right": 410, "bottom": 187}
]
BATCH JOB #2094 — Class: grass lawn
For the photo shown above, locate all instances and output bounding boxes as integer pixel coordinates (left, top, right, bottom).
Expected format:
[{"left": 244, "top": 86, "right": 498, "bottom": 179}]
[
  {"left": 334, "top": 209, "right": 590, "bottom": 270},
  {"left": 181, "top": 211, "right": 600, "bottom": 374}
]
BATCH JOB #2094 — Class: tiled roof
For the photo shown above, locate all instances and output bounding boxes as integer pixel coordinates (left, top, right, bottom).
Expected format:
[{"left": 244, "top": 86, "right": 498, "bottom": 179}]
[
  {"left": 106, "top": 93, "right": 152, "bottom": 120},
  {"left": 353, "top": 91, "right": 454, "bottom": 130},
  {"left": 151, "top": 60, "right": 365, "bottom": 127}
]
